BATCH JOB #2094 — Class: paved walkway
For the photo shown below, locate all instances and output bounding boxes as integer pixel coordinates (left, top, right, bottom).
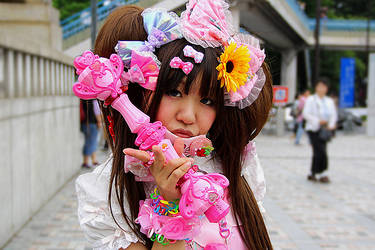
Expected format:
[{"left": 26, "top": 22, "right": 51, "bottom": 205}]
[{"left": 3, "top": 134, "right": 375, "bottom": 250}]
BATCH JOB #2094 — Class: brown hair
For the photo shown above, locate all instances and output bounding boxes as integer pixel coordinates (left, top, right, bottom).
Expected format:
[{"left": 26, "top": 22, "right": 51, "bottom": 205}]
[{"left": 95, "top": 5, "right": 273, "bottom": 249}]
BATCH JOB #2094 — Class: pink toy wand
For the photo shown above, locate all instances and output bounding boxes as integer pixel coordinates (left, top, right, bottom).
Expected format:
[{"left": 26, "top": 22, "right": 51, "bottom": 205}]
[{"left": 72, "top": 51, "right": 230, "bottom": 223}]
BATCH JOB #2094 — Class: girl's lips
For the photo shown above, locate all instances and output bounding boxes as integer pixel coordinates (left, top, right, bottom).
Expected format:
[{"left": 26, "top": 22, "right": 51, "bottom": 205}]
[{"left": 171, "top": 129, "right": 194, "bottom": 138}]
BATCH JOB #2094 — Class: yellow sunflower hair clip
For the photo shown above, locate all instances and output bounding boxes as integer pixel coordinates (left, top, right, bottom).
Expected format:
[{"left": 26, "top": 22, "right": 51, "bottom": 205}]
[{"left": 216, "top": 42, "right": 251, "bottom": 93}]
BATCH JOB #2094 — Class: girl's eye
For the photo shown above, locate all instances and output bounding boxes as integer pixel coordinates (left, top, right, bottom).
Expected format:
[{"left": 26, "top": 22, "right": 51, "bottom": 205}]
[
  {"left": 166, "top": 89, "right": 182, "bottom": 97},
  {"left": 201, "top": 98, "right": 214, "bottom": 105}
]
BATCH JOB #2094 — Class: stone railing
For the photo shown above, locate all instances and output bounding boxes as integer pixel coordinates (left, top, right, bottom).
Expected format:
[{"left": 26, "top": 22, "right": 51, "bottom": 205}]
[
  {"left": 0, "top": 42, "right": 81, "bottom": 248},
  {"left": 0, "top": 46, "right": 75, "bottom": 98}
]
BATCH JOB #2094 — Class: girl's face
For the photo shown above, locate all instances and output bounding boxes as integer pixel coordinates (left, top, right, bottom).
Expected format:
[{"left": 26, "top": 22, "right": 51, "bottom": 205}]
[{"left": 156, "top": 78, "right": 216, "bottom": 138}]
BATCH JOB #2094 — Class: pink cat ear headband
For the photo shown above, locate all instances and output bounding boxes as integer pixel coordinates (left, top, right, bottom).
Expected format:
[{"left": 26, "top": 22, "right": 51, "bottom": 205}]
[{"left": 114, "top": 0, "right": 265, "bottom": 109}]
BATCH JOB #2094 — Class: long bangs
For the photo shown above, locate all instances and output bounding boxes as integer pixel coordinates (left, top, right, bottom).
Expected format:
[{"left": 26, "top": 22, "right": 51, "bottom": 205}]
[{"left": 151, "top": 39, "right": 224, "bottom": 114}]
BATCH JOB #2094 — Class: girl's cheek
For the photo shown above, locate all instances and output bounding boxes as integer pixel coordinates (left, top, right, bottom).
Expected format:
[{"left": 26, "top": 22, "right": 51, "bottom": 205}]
[
  {"left": 155, "top": 96, "right": 174, "bottom": 123},
  {"left": 200, "top": 106, "right": 216, "bottom": 133}
]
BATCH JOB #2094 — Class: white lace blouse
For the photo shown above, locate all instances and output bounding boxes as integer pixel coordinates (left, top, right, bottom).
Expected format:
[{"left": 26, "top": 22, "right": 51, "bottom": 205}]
[{"left": 75, "top": 142, "right": 266, "bottom": 250}]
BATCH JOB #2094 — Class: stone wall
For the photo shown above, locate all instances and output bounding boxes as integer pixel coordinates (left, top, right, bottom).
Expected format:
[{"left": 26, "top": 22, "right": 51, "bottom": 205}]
[
  {"left": 0, "top": 2, "right": 62, "bottom": 52},
  {"left": 0, "top": 44, "right": 81, "bottom": 247}
]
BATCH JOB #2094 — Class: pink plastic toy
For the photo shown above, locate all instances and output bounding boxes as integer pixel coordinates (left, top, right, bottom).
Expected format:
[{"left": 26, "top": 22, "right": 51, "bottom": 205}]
[
  {"left": 204, "top": 243, "right": 228, "bottom": 250},
  {"left": 72, "top": 51, "right": 230, "bottom": 230}
]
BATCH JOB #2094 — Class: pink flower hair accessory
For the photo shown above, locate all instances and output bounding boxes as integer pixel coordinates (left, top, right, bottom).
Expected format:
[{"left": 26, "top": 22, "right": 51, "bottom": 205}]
[
  {"left": 178, "top": 0, "right": 267, "bottom": 109},
  {"left": 183, "top": 45, "right": 204, "bottom": 63},
  {"left": 221, "top": 34, "right": 266, "bottom": 107},
  {"left": 170, "top": 57, "right": 194, "bottom": 75}
]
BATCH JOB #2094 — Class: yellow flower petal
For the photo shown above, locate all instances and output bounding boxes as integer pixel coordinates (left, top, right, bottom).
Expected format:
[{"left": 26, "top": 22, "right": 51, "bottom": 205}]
[{"left": 216, "top": 43, "right": 252, "bottom": 93}]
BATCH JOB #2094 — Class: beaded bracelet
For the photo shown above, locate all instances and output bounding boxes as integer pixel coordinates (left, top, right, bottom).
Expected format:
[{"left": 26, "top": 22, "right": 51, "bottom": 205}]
[
  {"left": 136, "top": 197, "right": 202, "bottom": 244},
  {"left": 150, "top": 188, "right": 179, "bottom": 216},
  {"left": 143, "top": 188, "right": 179, "bottom": 245},
  {"left": 150, "top": 232, "right": 177, "bottom": 245}
]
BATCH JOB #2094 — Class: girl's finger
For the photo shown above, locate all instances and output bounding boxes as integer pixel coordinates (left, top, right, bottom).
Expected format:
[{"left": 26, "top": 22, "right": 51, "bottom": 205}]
[
  {"left": 167, "top": 161, "right": 192, "bottom": 186},
  {"left": 164, "top": 157, "right": 192, "bottom": 172},
  {"left": 173, "top": 138, "right": 185, "bottom": 157},
  {"left": 151, "top": 145, "right": 165, "bottom": 169},
  {"left": 123, "top": 148, "right": 150, "bottom": 162}
]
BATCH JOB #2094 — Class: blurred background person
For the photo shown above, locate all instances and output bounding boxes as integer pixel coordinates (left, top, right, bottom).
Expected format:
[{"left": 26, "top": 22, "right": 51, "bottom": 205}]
[
  {"left": 80, "top": 99, "right": 102, "bottom": 168},
  {"left": 291, "top": 94, "right": 300, "bottom": 139},
  {"left": 303, "top": 78, "right": 337, "bottom": 183},
  {"left": 295, "top": 89, "right": 310, "bottom": 145}
]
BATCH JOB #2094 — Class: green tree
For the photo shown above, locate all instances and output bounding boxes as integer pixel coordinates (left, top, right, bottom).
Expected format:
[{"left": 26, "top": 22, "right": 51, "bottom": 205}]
[
  {"left": 299, "top": 0, "right": 375, "bottom": 19},
  {"left": 53, "top": 0, "right": 91, "bottom": 21}
]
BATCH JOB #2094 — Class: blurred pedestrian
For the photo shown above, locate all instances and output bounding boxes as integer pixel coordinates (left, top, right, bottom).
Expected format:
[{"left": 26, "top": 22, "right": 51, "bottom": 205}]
[
  {"left": 295, "top": 89, "right": 310, "bottom": 145},
  {"left": 303, "top": 79, "right": 337, "bottom": 183},
  {"left": 80, "top": 99, "right": 102, "bottom": 168},
  {"left": 291, "top": 94, "right": 300, "bottom": 138}
]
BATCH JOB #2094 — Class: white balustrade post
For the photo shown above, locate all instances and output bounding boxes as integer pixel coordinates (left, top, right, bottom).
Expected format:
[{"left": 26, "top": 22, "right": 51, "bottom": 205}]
[
  {"left": 64, "top": 65, "right": 67, "bottom": 95},
  {"left": 16, "top": 52, "right": 24, "bottom": 97},
  {"left": 25, "top": 54, "right": 31, "bottom": 97},
  {"left": 5, "top": 49, "right": 15, "bottom": 98},
  {"left": 32, "top": 56, "right": 38, "bottom": 96},
  {"left": 0, "top": 48, "right": 4, "bottom": 98},
  {"left": 56, "top": 62, "right": 60, "bottom": 95},
  {"left": 45, "top": 60, "right": 50, "bottom": 95},
  {"left": 39, "top": 57, "right": 44, "bottom": 96},
  {"left": 68, "top": 67, "right": 73, "bottom": 95},
  {"left": 52, "top": 62, "right": 55, "bottom": 96},
  {"left": 60, "top": 63, "right": 64, "bottom": 95}
]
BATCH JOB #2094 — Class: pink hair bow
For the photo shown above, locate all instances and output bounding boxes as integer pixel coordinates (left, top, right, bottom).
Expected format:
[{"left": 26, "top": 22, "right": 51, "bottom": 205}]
[
  {"left": 121, "top": 52, "right": 159, "bottom": 91},
  {"left": 169, "top": 57, "right": 194, "bottom": 75},
  {"left": 183, "top": 45, "right": 204, "bottom": 63}
]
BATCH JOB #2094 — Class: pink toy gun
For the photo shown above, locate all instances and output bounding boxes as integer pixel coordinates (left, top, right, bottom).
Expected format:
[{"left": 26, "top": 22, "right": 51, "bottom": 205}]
[{"left": 72, "top": 51, "right": 230, "bottom": 223}]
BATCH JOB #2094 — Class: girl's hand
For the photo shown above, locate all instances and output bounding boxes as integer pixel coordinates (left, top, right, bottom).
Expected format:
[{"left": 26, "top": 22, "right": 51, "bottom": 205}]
[
  {"left": 150, "top": 145, "right": 193, "bottom": 201},
  {"left": 319, "top": 120, "right": 328, "bottom": 126},
  {"left": 123, "top": 144, "right": 193, "bottom": 201}
]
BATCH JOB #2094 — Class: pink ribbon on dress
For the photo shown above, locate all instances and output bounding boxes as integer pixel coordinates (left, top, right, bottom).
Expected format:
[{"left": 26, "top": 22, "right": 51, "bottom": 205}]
[{"left": 169, "top": 57, "right": 194, "bottom": 75}]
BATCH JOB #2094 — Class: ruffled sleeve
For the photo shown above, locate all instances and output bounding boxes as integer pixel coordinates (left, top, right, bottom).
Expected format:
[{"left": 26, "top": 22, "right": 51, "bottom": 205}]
[
  {"left": 241, "top": 142, "right": 266, "bottom": 213},
  {"left": 75, "top": 158, "right": 142, "bottom": 250}
]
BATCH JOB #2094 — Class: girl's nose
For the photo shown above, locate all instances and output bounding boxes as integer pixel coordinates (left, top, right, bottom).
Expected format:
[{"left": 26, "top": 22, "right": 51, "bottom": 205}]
[{"left": 176, "top": 102, "right": 196, "bottom": 125}]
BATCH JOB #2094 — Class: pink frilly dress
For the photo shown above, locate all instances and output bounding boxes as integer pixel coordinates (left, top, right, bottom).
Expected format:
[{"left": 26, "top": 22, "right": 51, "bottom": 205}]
[{"left": 75, "top": 142, "right": 266, "bottom": 249}]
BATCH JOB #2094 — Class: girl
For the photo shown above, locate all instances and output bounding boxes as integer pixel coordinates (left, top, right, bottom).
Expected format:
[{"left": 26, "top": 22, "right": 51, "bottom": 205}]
[{"left": 76, "top": 1, "right": 273, "bottom": 249}]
